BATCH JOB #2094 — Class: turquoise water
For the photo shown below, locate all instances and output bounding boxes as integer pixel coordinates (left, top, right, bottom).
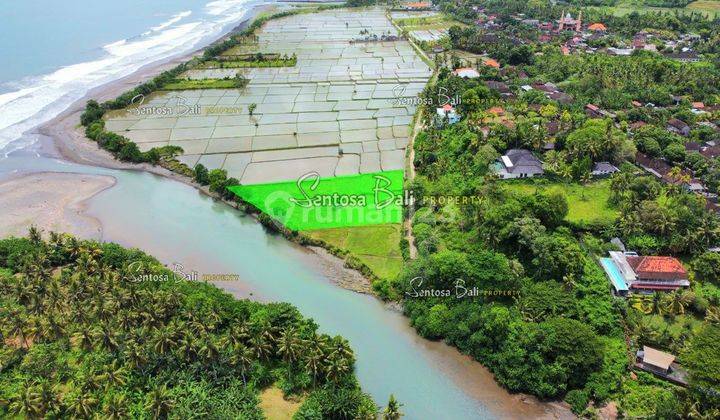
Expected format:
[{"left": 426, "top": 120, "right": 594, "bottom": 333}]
[{"left": 600, "top": 258, "right": 629, "bottom": 292}]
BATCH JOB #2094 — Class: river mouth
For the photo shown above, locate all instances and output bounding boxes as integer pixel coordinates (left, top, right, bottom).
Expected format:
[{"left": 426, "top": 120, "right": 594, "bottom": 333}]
[{"left": 1, "top": 141, "right": 572, "bottom": 419}]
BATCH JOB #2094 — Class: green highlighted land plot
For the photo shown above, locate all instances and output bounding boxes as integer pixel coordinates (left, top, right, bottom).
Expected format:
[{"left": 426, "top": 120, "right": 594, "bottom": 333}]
[{"left": 229, "top": 171, "right": 405, "bottom": 231}]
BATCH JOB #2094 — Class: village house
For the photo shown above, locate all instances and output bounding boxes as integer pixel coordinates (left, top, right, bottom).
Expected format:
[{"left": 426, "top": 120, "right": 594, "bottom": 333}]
[
  {"left": 585, "top": 104, "right": 616, "bottom": 119},
  {"left": 629, "top": 121, "right": 647, "bottom": 132},
  {"left": 635, "top": 346, "right": 688, "bottom": 386},
  {"left": 452, "top": 67, "right": 480, "bottom": 79},
  {"left": 484, "top": 80, "right": 514, "bottom": 99},
  {"left": 400, "top": 2, "right": 433, "bottom": 11},
  {"left": 587, "top": 23, "right": 607, "bottom": 32},
  {"left": 600, "top": 251, "right": 690, "bottom": 295},
  {"left": 700, "top": 145, "right": 720, "bottom": 159},
  {"left": 667, "top": 117, "right": 691, "bottom": 136},
  {"left": 591, "top": 162, "right": 619, "bottom": 177},
  {"left": 494, "top": 149, "right": 544, "bottom": 179},
  {"left": 664, "top": 51, "right": 700, "bottom": 62}
]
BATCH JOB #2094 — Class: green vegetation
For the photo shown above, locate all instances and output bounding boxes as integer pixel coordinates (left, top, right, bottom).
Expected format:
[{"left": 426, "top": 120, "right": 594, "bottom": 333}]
[
  {"left": 503, "top": 179, "right": 619, "bottom": 227},
  {"left": 395, "top": 14, "right": 460, "bottom": 31},
  {"left": 0, "top": 230, "right": 378, "bottom": 418},
  {"left": 200, "top": 53, "right": 297, "bottom": 69},
  {"left": 305, "top": 225, "right": 404, "bottom": 281},
  {"left": 159, "top": 75, "right": 249, "bottom": 90},
  {"left": 229, "top": 171, "right": 404, "bottom": 231},
  {"left": 387, "top": 2, "right": 720, "bottom": 414}
]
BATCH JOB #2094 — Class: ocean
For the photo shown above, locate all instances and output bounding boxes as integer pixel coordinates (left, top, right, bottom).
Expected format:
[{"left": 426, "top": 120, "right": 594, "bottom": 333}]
[{"left": 0, "top": 0, "right": 261, "bottom": 155}]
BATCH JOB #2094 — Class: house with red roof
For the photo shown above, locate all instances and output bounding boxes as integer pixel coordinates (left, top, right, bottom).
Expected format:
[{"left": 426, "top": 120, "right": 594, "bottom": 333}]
[
  {"left": 627, "top": 256, "right": 689, "bottom": 291},
  {"left": 601, "top": 251, "right": 690, "bottom": 295}
]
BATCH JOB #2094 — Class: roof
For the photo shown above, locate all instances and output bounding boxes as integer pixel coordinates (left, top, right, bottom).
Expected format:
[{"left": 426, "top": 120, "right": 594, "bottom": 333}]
[
  {"left": 629, "top": 121, "right": 647, "bottom": 130},
  {"left": 692, "top": 102, "right": 705, "bottom": 109},
  {"left": 685, "top": 142, "right": 701, "bottom": 152},
  {"left": 701, "top": 145, "right": 720, "bottom": 159},
  {"left": 485, "top": 80, "right": 510, "bottom": 93},
  {"left": 592, "top": 162, "right": 619, "bottom": 173},
  {"left": 452, "top": 67, "right": 480, "bottom": 78},
  {"left": 488, "top": 106, "right": 505, "bottom": 116},
  {"left": 667, "top": 118, "right": 689, "bottom": 130},
  {"left": 626, "top": 256, "right": 687, "bottom": 281},
  {"left": 502, "top": 149, "right": 543, "bottom": 174},
  {"left": 483, "top": 58, "right": 500, "bottom": 68},
  {"left": 642, "top": 346, "right": 675, "bottom": 371},
  {"left": 404, "top": 2, "right": 431, "bottom": 8},
  {"left": 586, "top": 104, "right": 600, "bottom": 111},
  {"left": 588, "top": 23, "right": 607, "bottom": 31}
]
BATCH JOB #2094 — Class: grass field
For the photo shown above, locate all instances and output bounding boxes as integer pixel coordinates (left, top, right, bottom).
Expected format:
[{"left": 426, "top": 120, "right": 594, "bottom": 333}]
[
  {"left": 504, "top": 179, "right": 620, "bottom": 226},
  {"left": 230, "top": 171, "right": 404, "bottom": 231},
  {"left": 306, "top": 224, "right": 404, "bottom": 280}
]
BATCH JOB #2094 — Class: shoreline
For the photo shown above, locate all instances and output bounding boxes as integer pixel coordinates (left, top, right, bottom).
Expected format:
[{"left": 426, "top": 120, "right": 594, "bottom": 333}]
[
  {"left": 0, "top": 171, "right": 115, "bottom": 240},
  {"left": 3, "top": 4, "right": 576, "bottom": 418}
]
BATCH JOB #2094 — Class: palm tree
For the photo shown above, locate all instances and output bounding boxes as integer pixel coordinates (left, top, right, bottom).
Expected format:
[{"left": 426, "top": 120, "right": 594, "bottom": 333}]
[
  {"left": 7, "top": 311, "right": 32, "bottom": 348},
  {"left": 103, "top": 393, "right": 129, "bottom": 419},
  {"left": 28, "top": 226, "right": 43, "bottom": 245},
  {"left": 662, "top": 290, "right": 695, "bottom": 316},
  {"left": 324, "top": 352, "right": 351, "bottom": 383},
  {"left": 96, "top": 360, "right": 128, "bottom": 389},
  {"left": 197, "top": 336, "right": 220, "bottom": 364},
  {"left": 705, "top": 306, "right": 720, "bottom": 324},
  {"left": 65, "top": 388, "right": 97, "bottom": 418},
  {"left": 277, "top": 327, "right": 303, "bottom": 365},
  {"left": 8, "top": 383, "right": 44, "bottom": 417},
  {"left": 249, "top": 333, "right": 272, "bottom": 361},
  {"left": 145, "top": 385, "right": 175, "bottom": 420},
  {"left": 229, "top": 343, "right": 254, "bottom": 384},
  {"left": 123, "top": 341, "right": 148, "bottom": 370},
  {"left": 92, "top": 324, "right": 119, "bottom": 352},
  {"left": 304, "top": 347, "right": 325, "bottom": 387},
  {"left": 629, "top": 294, "right": 654, "bottom": 315},
  {"left": 383, "top": 394, "right": 403, "bottom": 420}
]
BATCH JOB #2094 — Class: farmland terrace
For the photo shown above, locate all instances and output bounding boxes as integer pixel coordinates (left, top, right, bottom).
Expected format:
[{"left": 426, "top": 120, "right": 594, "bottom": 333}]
[{"left": 104, "top": 8, "right": 431, "bottom": 185}]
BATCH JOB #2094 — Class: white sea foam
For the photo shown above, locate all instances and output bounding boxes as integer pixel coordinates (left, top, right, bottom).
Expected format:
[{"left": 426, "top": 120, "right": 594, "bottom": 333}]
[
  {"left": 151, "top": 10, "right": 192, "bottom": 32},
  {"left": 0, "top": 0, "right": 254, "bottom": 155}
]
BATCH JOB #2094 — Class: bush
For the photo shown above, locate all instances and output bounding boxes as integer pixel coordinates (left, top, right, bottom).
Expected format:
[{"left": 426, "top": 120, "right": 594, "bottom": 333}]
[
  {"left": 565, "top": 389, "right": 589, "bottom": 415},
  {"left": 693, "top": 252, "right": 720, "bottom": 285}
]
